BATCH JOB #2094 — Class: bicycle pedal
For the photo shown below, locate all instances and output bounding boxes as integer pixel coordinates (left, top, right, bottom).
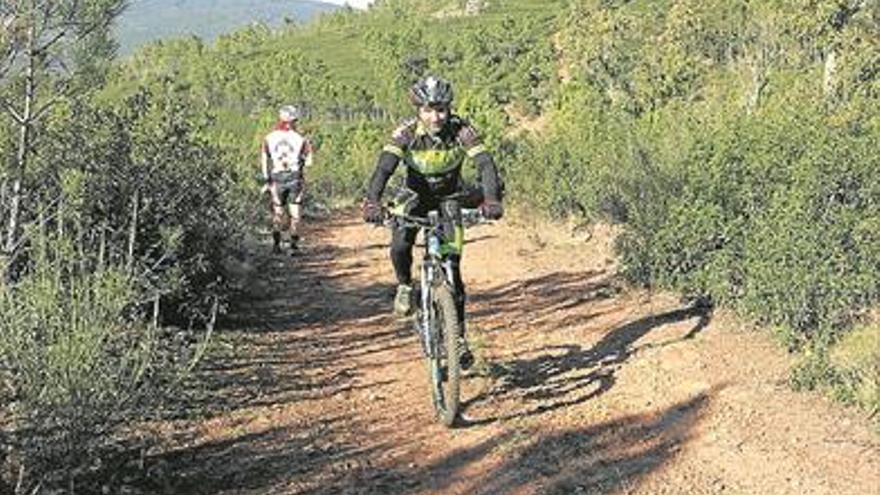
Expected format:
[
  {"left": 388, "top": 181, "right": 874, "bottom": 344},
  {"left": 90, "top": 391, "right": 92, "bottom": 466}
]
[
  {"left": 393, "top": 311, "right": 414, "bottom": 321},
  {"left": 460, "top": 348, "right": 475, "bottom": 371}
]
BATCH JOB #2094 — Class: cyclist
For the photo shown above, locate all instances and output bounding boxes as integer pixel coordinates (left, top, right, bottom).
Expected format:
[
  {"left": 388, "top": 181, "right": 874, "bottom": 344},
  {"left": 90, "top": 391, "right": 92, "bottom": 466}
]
[
  {"left": 261, "top": 105, "right": 313, "bottom": 254},
  {"left": 362, "top": 75, "right": 504, "bottom": 368}
]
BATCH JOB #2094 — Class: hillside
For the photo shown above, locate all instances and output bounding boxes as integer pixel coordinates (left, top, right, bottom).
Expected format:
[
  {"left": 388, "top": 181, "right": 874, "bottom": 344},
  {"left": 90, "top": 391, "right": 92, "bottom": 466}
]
[{"left": 114, "top": 0, "right": 341, "bottom": 55}]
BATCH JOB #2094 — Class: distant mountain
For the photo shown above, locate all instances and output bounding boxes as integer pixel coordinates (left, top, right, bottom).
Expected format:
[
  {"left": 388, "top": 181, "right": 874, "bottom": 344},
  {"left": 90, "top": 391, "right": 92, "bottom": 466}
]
[{"left": 114, "top": 0, "right": 341, "bottom": 56}]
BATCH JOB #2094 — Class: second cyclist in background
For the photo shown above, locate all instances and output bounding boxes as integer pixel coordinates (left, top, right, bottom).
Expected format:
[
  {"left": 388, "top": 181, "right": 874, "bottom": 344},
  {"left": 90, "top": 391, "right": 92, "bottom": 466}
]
[{"left": 261, "top": 105, "right": 314, "bottom": 255}]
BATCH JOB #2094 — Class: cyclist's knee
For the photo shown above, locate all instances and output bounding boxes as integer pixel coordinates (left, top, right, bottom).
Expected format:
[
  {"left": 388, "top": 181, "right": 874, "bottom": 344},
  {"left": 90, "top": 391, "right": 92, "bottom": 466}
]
[
  {"left": 391, "top": 226, "right": 417, "bottom": 247},
  {"left": 390, "top": 239, "right": 413, "bottom": 258},
  {"left": 289, "top": 204, "right": 301, "bottom": 220}
]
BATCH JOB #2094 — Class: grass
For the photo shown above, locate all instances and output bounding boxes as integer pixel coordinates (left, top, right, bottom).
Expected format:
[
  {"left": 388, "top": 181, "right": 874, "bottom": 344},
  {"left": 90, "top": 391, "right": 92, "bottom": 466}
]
[{"left": 830, "top": 323, "right": 880, "bottom": 417}]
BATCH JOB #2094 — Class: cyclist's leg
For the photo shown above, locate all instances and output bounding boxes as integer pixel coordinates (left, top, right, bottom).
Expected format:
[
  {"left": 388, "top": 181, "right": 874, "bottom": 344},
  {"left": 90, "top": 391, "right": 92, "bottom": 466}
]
[
  {"left": 449, "top": 254, "right": 466, "bottom": 323},
  {"left": 390, "top": 225, "right": 418, "bottom": 315},
  {"left": 448, "top": 252, "right": 474, "bottom": 368},
  {"left": 270, "top": 183, "right": 287, "bottom": 252},
  {"left": 439, "top": 200, "right": 467, "bottom": 326},
  {"left": 390, "top": 224, "right": 418, "bottom": 285},
  {"left": 287, "top": 180, "right": 304, "bottom": 250},
  {"left": 390, "top": 193, "right": 429, "bottom": 285},
  {"left": 391, "top": 195, "right": 430, "bottom": 315},
  {"left": 287, "top": 202, "right": 300, "bottom": 250}
]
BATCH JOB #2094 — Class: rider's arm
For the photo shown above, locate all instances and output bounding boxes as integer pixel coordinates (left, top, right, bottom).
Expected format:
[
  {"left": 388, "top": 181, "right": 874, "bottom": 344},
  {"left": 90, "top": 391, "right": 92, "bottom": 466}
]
[
  {"left": 366, "top": 149, "right": 400, "bottom": 202},
  {"left": 260, "top": 140, "right": 271, "bottom": 182},
  {"left": 366, "top": 121, "right": 413, "bottom": 202},
  {"left": 459, "top": 122, "right": 502, "bottom": 202},
  {"left": 300, "top": 137, "right": 314, "bottom": 168}
]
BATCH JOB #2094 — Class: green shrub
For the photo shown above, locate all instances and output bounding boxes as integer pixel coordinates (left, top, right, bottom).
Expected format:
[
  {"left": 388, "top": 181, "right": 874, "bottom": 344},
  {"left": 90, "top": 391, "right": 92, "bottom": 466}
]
[
  {"left": 791, "top": 323, "right": 880, "bottom": 420},
  {"left": 0, "top": 229, "right": 169, "bottom": 489},
  {"left": 1, "top": 77, "right": 246, "bottom": 490},
  {"left": 828, "top": 324, "right": 880, "bottom": 416}
]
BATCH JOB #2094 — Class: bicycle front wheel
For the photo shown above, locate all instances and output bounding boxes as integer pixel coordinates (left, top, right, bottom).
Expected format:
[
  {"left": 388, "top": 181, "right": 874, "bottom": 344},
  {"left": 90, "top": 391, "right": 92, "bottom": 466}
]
[{"left": 427, "top": 283, "right": 462, "bottom": 427}]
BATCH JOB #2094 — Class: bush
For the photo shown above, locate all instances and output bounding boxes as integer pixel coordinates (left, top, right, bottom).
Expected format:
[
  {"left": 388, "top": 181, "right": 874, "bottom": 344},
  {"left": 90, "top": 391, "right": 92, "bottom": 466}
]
[
  {"left": 308, "top": 120, "right": 387, "bottom": 205},
  {"left": 0, "top": 79, "right": 246, "bottom": 490},
  {"left": 0, "top": 239, "right": 163, "bottom": 489},
  {"left": 791, "top": 322, "right": 879, "bottom": 420}
]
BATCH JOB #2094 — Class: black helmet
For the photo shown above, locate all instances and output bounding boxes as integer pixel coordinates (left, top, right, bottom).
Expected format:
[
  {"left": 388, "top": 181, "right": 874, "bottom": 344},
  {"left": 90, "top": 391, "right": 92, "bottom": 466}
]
[{"left": 409, "top": 75, "right": 454, "bottom": 107}]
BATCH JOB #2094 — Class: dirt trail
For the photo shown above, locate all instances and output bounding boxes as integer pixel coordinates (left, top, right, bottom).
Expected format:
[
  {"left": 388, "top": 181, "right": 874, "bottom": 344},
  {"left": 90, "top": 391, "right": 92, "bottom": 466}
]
[{"left": 147, "top": 212, "right": 879, "bottom": 495}]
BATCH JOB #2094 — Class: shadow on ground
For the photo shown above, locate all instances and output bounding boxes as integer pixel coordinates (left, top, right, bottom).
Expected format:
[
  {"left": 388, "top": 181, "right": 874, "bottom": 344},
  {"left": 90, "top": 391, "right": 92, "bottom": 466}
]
[
  {"left": 461, "top": 269, "right": 712, "bottom": 424},
  {"left": 163, "top": 217, "right": 410, "bottom": 418},
  {"left": 466, "top": 305, "right": 711, "bottom": 424},
  {"left": 293, "top": 391, "right": 715, "bottom": 495},
  {"left": 468, "top": 270, "right": 622, "bottom": 332},
  {"left": 135, "top": 414, "right": 391, "bottom": 495}
]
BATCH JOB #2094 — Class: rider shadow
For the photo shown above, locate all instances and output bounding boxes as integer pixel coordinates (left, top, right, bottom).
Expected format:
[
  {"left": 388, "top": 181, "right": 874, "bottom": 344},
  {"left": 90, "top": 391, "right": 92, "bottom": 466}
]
[
  {"left": 459, "top": 303, "right": 712, "bottom": 426},
  {"left": 467, "top": 270, "right": 620, "bottom": 329},
  {"left": 467, "top": 391, "right": 715, "bottom": 495}
]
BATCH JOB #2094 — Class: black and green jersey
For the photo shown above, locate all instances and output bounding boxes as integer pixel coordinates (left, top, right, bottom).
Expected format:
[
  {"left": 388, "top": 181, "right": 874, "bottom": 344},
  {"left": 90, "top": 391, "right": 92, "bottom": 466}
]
[{"left": 367, "top": 115, "right": 501, "bottom": 203}]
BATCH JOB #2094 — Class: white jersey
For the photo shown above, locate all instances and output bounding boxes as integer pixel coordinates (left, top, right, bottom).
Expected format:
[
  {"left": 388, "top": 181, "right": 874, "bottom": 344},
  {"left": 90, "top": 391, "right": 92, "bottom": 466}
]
[{"left": 263, "top": 129, "right": 308, "bottom": 174}]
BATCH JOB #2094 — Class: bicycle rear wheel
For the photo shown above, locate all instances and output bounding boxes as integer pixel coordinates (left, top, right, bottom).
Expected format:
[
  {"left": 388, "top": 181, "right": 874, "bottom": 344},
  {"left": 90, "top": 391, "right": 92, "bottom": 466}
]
[{"left": 427, "top": 283, "right": 462, "bottom": 426}]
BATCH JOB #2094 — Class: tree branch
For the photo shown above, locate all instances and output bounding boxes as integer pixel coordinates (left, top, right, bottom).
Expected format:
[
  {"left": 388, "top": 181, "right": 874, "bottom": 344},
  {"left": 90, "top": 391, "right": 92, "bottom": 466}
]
[
  {"left": 36, "top": 27, "right": 68, "bottom": 55},
  {"left": 2, "top": 194, "right": 65, "bottom": 267},
  {"left": 0, "top": 41, "right": 21, "bottom": 82},
  {"left": 32, "top": 83, "right": 73, "bottom": 121},
  {"left": 0, "top": 95, "right": 24, "bottom": 124}
]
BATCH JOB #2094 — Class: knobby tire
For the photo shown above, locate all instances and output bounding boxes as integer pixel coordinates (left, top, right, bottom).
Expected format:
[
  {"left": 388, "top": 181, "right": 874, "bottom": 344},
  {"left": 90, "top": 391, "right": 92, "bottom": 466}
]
[{"left": 428, "top": 283, "right": 461, "bottom": 427}]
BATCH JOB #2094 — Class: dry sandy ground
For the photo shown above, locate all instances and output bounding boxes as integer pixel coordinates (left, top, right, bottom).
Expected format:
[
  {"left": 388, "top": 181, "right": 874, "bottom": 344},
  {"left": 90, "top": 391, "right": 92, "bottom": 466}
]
[{"left": 141, "top": 211, "right": 879, "bottom": 495}]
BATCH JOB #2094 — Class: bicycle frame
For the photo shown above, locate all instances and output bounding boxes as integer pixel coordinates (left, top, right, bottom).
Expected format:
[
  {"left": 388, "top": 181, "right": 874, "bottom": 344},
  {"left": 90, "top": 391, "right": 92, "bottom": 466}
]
[
  {"left": 384, "top": 205, "right": 485, "bottom": 426},
  {"left": 394, "top": 210, "right": 456, "bottom": 359},
  {"left": 390, "top": 208, "right": 473, "bottom": 343}
]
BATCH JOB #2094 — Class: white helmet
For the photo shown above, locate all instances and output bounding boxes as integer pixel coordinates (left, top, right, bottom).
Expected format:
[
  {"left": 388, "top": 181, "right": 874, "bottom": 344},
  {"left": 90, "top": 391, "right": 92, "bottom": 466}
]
[{"left": 278, "top": 105, "right": 300, "bottom": 122}]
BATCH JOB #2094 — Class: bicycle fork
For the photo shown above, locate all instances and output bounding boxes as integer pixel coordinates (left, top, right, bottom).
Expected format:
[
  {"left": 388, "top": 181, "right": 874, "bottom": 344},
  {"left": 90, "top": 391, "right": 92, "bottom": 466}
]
[{"left": 419, "top": 262, "right": 436, "bottom": 358}]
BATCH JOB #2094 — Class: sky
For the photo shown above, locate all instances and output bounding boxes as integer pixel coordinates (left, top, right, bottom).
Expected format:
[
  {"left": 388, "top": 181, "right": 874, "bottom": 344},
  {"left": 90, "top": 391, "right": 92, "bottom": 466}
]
[{"left": 322, "top": 0, "right": 376, "bottom": 9}]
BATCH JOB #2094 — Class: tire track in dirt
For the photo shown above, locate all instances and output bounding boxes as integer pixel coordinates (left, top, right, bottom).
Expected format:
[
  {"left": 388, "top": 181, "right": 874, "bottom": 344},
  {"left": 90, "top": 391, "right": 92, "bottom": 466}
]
[{"left": 145, "top": 212, "right": 879, "bottom": 495}]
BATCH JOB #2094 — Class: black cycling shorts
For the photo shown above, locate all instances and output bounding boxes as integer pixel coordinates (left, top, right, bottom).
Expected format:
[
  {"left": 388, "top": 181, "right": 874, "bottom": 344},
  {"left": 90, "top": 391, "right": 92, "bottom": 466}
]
[{"left": 271, "top": 170, "right": 303, "bottom": 206}]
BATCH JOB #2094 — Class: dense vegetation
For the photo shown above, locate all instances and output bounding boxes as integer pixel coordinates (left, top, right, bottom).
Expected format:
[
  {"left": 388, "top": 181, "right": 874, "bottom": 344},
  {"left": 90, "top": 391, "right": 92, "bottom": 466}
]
[
  {"left": 0, "top": 1, "right": 248, "bottom": 490},
  {"left": 1, "top": 0, "right": 877, "bottom": 490},
  {"left": 522, "top": 0, "right": 879, "bottom": 415}
]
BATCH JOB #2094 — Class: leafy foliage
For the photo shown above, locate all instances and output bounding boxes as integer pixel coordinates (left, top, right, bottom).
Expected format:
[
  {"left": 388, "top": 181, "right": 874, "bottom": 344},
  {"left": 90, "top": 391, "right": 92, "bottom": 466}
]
[
  {"left": 1, "top": 31, "right": 243, "bottom": 493},
  {"left": 512, "top": 0, "right": 880, "bottom": 339},
  {"left": 103, "top": 0, "right": 566, "bottom": 205}
]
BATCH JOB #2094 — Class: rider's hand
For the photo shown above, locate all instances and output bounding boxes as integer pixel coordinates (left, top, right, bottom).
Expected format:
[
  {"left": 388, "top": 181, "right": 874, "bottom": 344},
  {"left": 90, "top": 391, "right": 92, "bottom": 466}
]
[
  {"left": 362, "top": 199, "right": 384, "bottom": 224},
  {"left": 479, "top": 200, "right": 504, "bottom": 220},
  {"left": 260, "top": 183, "right": 270, "bottom": 195}
]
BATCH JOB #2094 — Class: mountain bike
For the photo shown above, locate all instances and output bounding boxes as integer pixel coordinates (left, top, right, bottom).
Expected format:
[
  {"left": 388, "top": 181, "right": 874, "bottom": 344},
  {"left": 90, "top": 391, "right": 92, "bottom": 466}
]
[{"left": 385, "top": 205, "right": 486, "bottom": 427}]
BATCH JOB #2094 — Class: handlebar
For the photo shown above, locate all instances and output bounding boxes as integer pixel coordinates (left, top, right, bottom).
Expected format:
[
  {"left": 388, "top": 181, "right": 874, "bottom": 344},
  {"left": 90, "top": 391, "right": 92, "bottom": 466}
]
[{"left": 382, "top": 208, "right": 489, "bottom": 229}]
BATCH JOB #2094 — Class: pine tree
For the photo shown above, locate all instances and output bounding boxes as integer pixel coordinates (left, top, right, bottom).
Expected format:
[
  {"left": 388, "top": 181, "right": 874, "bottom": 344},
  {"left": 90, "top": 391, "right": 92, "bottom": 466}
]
[{"left": 0, "top": 0, "right": 125, "bottom": 274}]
